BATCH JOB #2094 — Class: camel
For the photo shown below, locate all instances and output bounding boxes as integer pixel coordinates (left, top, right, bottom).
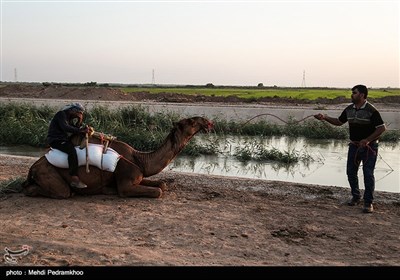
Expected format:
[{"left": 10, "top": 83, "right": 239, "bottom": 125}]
[{"left": 22, "top": 116, "right": 213, "bottom": 199}]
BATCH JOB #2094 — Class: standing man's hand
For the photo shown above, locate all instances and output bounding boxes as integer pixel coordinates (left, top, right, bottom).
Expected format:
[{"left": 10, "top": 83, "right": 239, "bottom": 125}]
[
  {"left": 359, "top": 139, "right": 369, "bottom": 147},
  {"left": 314, "top": 113, "right": 325, "bottom": 120}
]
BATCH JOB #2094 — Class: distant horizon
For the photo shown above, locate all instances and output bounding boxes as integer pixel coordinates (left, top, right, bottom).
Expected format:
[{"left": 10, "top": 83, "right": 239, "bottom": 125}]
[
  {"left": 1, "top": 80, "right": 399, "bottom": 90},
  {"left": 1, "top": 1, "right": 399, "bottom": 88}
]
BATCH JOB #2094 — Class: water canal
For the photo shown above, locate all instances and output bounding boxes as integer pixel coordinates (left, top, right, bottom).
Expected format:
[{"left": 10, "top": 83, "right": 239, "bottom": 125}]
[{"left": 1, "top": 136, "right": 398, "bottom": 193}]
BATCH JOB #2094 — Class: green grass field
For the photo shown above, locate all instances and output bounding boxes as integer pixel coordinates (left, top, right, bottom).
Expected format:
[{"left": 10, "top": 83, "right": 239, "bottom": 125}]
[
  {"left": 121, "top": 87, "right": 400, "bottom": 100},
  {"left": 2, "top": 83, "right": 398, "bottom": 100}
]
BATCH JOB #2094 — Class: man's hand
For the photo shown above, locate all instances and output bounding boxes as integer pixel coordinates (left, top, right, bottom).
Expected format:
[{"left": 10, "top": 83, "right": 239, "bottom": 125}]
[
  {"left": 314, "top": 113, "right": 325, "bottom": 120},
  {"left": 80, "top": 125, "right": 94, "bottom": 135},
  {"left": 87, "top": 126, "right": 94, "bottom": 136},
  {"left": 359, "top": 139, "right": 369, "bottom": 147}
]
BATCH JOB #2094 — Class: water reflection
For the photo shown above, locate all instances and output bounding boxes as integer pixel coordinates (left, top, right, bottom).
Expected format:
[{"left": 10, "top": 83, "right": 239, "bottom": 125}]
[{"left": 168, "top": 136, "right": 399, "bottom": 193}]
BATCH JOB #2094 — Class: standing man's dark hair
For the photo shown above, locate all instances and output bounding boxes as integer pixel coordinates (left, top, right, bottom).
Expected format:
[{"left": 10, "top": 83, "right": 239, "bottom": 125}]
[
  {"left": 314, "top": 84, "right": 386, "bottom": 213},
  {"left": 352, "top": 84, "right": 368, "bottom": 98}
]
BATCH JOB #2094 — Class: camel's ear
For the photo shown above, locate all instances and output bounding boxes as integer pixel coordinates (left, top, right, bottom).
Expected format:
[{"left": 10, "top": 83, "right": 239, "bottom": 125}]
[
  {"left": 173, "top": 121, "right": 181, "bottom": 129},
  {"left": 187, "top": 118, "right": 195, "bottom": 126}
]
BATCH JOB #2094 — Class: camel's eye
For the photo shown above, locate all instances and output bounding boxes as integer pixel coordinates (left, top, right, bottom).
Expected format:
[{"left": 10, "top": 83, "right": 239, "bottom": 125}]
[{"left": 188, "top": 119, "right": 195, "bottom": 126}]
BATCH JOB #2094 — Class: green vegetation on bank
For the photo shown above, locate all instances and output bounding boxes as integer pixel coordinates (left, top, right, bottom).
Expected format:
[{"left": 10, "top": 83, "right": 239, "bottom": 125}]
[
  {"left": 0, "top": 104, "right": 399, "bottom": 164},
  {"left": 122, "top": 87, "right": 400, "bottom": 100},
  {"left": 2, "top": 82, "right": 399, "bottom": 100},
  {"left": 2, "top": 82, "right": 399, "bottom": 101}
]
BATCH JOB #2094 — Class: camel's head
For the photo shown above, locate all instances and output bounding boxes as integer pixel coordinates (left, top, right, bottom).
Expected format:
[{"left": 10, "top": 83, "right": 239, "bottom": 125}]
[{"left": 173, "top": 117, "right": 214, "bottom": 136}]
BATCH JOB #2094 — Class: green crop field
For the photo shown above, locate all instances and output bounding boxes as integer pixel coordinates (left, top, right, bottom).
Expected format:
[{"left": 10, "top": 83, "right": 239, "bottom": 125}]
[
  {"left": 121, "top": 87, "right": 400, "bottom": 100},
  {"left": 2, "top": 82, "right": 398, "bottom": 100}
]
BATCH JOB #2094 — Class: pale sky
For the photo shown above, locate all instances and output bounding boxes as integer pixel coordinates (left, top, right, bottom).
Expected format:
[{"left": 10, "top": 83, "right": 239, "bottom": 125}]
[{"left": 1, "top": 0, "right": 399, "bottom": 87}]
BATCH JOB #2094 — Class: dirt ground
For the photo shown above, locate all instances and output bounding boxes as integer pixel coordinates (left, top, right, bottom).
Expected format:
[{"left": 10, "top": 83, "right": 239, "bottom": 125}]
[
  {"left": 1, "top": 155, "right": 400, "bottom": 268},
  {"left": 0, "top": 84, "right": 400, "bottom": 268}
]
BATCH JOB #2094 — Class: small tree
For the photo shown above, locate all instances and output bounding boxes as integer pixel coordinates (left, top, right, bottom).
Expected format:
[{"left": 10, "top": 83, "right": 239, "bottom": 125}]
[
  {"left": 85, "top": 82, "right": 97, "bottom": 87},
  {"left": 205, "top": 83, "right": 215, "bottom": 88},
  {"left": 257, "top": 83, "right": 264, "bottom": 87}
]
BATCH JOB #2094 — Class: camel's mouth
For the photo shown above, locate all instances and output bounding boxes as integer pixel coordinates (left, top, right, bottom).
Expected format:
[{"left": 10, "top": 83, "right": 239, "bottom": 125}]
[{"left": 202, "top": 120, "right": 214, "bottom": 133}]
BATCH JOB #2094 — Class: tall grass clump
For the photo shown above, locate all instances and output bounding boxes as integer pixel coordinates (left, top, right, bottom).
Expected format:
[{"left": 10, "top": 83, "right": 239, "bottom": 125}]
[
  {"left": 0, "top": 177, "right": 25, "bottom": 195},
  {"left": 0, "top": 103, "right": 54, "bottom": 146},
  {"left": 86, "top": 105, "right": 181, "bottom": 134},
  {"left": 380, "top": 129, "right": 400, "bottom": 142},
  {"left": 233, "top": 139, "right": 316, "bottom": 165}
]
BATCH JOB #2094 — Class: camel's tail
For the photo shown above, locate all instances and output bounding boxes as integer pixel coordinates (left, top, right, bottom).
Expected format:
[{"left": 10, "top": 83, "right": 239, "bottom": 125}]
[
  {"left": 22, "top": 166, "right": 34, "bottom": 189},
  {"left": 21, "top": 157, "right": 46, "bottom": 195}
]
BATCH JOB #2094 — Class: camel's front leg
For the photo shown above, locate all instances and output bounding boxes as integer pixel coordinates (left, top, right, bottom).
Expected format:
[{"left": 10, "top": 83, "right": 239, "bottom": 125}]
[
  {"left": 140, "top": 178, "right": 168, "bottom": 191},
  {"left": 117, "top": 180, "right": 163, "bottom": 198},
  {"left": 114, "top": 159, "right": 162, "bottom": 198}
]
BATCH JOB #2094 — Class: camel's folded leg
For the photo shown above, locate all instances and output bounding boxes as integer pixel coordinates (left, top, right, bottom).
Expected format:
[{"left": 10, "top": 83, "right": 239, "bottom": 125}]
[
  {"left": 114, "top": 159, "right": 162, "bottom": 198},
  {"left": 140, "top": 178, "right": 167, "bottom": 191},
  {"left": 24, "top": 158, "right": 71, "bottom": 199},
  {"left": 116, "top": 179, "right": 162, "bottom": 198}
]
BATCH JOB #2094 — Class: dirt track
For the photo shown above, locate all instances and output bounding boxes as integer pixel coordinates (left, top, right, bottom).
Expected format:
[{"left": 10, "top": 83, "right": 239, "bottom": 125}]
[{"left": 1, "top": 85, "right": 400, "bottom": 267}]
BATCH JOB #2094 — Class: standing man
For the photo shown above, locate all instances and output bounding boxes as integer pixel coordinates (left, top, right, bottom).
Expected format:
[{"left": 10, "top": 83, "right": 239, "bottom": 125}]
[
  {"left": 314, "top": 85, "right": 386, "bottom": 213},
  {"left": 47, "top": 103, "right": 92, "bottom": 189}
]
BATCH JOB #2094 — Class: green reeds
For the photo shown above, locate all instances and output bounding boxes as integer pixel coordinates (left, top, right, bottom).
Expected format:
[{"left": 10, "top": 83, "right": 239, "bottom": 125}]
[
  {"left": 0, "top": 104, "right": 220, "bottom": 156},
  {"left": 0, "top": 103, "right": 52, "bottom": 147},
  {"left": 233, "top": 139, "right": 316, "bottom": 165},
  {"left": 0, "top": 177, "right": 25, "bottom": 195},
  {"left": 0, "top": 104, "right": 398, "bottom": 162}
]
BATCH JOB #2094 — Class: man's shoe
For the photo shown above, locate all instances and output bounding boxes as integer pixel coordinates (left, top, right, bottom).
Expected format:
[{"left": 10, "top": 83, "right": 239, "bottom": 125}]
[
  {"left": 363, "top": 203, "right": 373, "bottom": 213},
  {"left": 70, "top": 181, "right": 87, "bottom": 189},
  {"left": 347, "top": 198, "right": 361, "bottom": 206}
]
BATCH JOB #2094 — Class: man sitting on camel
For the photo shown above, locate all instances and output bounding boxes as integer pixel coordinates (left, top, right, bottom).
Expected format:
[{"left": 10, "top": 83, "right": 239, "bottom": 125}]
[{"left": 47, "top": 103, "right": 93, "bottom": 189}]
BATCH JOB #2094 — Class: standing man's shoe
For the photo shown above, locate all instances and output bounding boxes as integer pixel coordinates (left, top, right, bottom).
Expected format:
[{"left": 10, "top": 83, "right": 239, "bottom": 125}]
[
  {"left": 347, "top": 197, "right": 361, "bottom": 206},
  {"left": 363, "top": 203, "right": 373, "bottom": 213}
]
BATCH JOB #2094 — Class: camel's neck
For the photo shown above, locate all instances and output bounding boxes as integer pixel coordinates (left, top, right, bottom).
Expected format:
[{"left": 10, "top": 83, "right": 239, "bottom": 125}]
[{"left": 132, "top": 131, "right": 193, "bottom": 177}]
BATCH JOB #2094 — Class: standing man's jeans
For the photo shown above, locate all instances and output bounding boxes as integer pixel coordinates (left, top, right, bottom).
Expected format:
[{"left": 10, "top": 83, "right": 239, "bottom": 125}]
[{"left": 346, "top": 142, "right": 378, "bottom": 204}]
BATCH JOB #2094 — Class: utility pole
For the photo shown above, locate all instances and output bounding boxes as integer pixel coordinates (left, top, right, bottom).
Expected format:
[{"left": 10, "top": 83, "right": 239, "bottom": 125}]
[
  {"left": 14, "top": 68, "right": 18, "bottom": 82},
  {"left": 151, "top": 69, "right": 155, "bottom": 85},
  {"left": 301, "top": 70, "right": 306, "bottom": 88}
]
